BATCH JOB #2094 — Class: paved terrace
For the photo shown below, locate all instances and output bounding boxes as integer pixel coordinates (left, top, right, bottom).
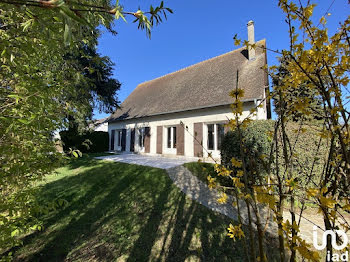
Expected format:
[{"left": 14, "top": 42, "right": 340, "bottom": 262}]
[{"left": 95, "top": 153, "right": 201, "bottom": 169}]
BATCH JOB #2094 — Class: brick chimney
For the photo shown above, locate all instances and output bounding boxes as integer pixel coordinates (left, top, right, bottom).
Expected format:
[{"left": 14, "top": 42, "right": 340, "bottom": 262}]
[{"left": 247, "top": 20, "right": 255, "bottom": 60}]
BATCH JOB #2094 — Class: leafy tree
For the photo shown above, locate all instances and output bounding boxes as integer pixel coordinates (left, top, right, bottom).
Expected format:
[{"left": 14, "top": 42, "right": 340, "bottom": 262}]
[
  {"left": 63, "top": 43, "right": 121, "bottom": 131},
  {"left": 272, "top": 57, "right": 324, "bottom": 121},
  {"left": 0, "top": 0, "right": 172, "bottom": 257},
  {"left": 211, "top": 1, "right": 349, "bottom": 262}
]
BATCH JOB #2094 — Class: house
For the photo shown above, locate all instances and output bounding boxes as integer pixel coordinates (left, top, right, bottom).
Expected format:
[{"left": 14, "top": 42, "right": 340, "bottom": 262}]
[
  {"left": 90, "top": 117, "right": 108, "bottom": 132},
  {"left": 107, "top": 21, "right": 271, "bottom": 160}
]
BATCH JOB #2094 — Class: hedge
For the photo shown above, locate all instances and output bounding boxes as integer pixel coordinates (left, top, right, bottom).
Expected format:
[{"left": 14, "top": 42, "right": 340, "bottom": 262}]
[
  {"left": 220, "top": 120, "right": 328, "bottom": 185},
  {"left": 59, "top": 130, "right": 109, "bottom": 153}
]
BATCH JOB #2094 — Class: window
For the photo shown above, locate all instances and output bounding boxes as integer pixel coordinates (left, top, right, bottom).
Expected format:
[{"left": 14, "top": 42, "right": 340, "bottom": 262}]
[
  {"left": 117, "top": 130, "right": 122, "bottom": 147},
  {"left": 207, "top": 124, "right": 214, "bottom": 150},
  {"left": 139, "top": 128, "right": 145, "bottom": 148},
  {"left": 173, "top": 127, "right": 177, "bottom": 148},
  {"left": 167, "top": 126, "right": 177, "bottom": 149},
  {"left": 207, "top": 123, "right": 225, "bottom": 151},
  {"left": 167, "top": 127, "right": 171, "bottom": 148},
  {"left": 217, "top": 124, "right": 224, "bottom": 150}
]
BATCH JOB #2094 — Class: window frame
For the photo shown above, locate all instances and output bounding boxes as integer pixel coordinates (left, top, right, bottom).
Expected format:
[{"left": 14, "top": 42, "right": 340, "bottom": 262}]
[
  {"left": 206, "top": 123, "right": 225, "bottom": 151},
  {"left": 207, "top": 124, "right": 215, "bottom": 150},
  {"left": 167, "top": 127, "right": 171, "bottom": 148},
  {"left": 216, "top": 124, "right": 224, "bottom": 150},
  {"left": 166, "top": 126, "right": 177, "bottom": 149}
]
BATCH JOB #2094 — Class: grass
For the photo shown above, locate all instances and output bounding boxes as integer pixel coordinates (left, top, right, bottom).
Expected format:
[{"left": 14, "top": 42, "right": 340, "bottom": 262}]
[{"left": 11, "top": 155, "right": 280, "bottom": 262}]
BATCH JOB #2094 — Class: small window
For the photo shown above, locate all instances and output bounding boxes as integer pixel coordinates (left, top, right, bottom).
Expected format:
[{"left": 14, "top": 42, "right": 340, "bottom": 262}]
[{"left": 207, "top": 124, "right": 214, "bottom": 150}]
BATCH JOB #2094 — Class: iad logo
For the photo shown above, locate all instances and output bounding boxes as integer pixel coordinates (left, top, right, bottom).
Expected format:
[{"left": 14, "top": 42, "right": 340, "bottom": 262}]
[{"left": 313, "top": 226, "right": 349, "bottom": 261}]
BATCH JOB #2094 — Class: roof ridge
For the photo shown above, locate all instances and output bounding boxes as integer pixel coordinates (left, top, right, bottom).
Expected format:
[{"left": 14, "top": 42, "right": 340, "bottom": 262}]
[{"left": 137, "top": 39, "right": 266, "bottom": 88}]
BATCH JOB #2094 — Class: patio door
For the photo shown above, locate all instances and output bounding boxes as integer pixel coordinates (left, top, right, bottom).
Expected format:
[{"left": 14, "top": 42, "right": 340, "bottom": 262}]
[
  {"left": 166, "top": 126, "right": 176, "bottom": 154},
  {"left": 206, "top": 123, "right": 224, "bottom": 158}
]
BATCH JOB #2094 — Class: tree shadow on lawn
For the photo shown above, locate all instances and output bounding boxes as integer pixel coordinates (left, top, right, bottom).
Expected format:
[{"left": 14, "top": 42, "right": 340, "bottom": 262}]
[
  {"left": 13, "top": 159, "right": 281, "bottom": 262},
  {"left": 127, "top": 190, "right": 282, "bottom": 262}
]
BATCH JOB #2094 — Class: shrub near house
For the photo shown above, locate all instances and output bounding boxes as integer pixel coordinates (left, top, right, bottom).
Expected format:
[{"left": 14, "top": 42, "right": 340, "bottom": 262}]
[
  {"left": 221, "top": 120, "right": 274, "bottom": 170},
  {"left": 60, "top": 130, "right": 109, "bottom": 153},
  {"left": 220, "top": 120, "right": 328, "bottom": 184}
]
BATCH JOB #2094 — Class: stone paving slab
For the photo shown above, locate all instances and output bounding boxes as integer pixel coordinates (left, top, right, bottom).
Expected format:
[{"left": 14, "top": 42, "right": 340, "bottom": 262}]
[
  {"left": 167, "top": 165, "right": 240, "bottom": 220},
  {"left": 95, "top": 153, "right": 198, "bottom": 169}
]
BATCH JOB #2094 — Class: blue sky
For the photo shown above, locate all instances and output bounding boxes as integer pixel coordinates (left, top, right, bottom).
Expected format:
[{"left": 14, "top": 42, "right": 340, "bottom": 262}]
[{"left": 94, "top": 0, "right": 349, "bottom": 120}]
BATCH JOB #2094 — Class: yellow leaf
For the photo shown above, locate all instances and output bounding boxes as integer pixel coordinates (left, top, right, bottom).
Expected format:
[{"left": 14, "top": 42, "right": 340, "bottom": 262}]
[
  {"left": 217, "top": 192, "right": 228, "bottom": 204},
  {"left": 237, "top": 170, "right": 244, "bottom": 177},
  {"left": 234, "top": 38, "right": 241, "bottom": 46},
  {"left": 306, "top": 188, "right": 319, "bottom": 198},
  {"left": 319, "top": 196, "right": 336, "bottom": 209},
  {"left": 231, "top": 158, "right": 242, "bottom": 168},
  {"left": 343, "top": 204, "right": 350, "bottom": 211}
]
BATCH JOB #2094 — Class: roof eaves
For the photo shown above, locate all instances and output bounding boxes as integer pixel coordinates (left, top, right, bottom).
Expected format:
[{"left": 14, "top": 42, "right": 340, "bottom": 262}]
[{"left": 108, "top": 98, "right": 261, "bottom": 123}]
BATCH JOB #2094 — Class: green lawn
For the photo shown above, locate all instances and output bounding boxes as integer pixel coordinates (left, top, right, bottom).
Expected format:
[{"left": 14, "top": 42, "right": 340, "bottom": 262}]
[{"left": 12, "top": 155, "right": 279, "bottom": 261}]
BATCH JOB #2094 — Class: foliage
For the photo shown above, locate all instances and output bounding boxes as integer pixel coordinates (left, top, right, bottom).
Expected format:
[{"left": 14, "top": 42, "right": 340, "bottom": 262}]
[
  {"left": 60, "top": 130, "right": 109, "bottom": 153},
  {"left": 0, "top": 4, "right": 79, "bottom": 253},
  {"left": 272, "top": 58, "right": 323, "bottom": 121},
  {"left": 0, "top": 0, "right": 173, "bottom": 40},
  {"left": 0, "top": 0, "right": 172, "bottom": 255},
  {"left": 63, "top": 44, "right": 121, "bottom": 131},
  {"left": 209, "top": 1, "right": 350, "bottom": 261},
  {"left": 220, "top": 120, "right": 274, "bottom": 175},
  {"left": 221, "top": 120, "right": 329, "bottom": 186}
]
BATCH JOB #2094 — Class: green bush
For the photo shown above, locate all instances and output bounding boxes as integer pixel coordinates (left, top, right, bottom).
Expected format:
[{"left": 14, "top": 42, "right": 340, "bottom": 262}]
[
  {"left": 60, "top": 130, "right": 109, "bottom": 153},
  {"left": 220, "top": 119, "right": 328, "bottom": 187},
  {"left": 220, "top": 120, "right": 275, "bottom": 173}
]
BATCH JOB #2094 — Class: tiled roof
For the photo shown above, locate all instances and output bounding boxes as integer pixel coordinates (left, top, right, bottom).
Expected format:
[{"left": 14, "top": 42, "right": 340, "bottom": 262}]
[{"left": 109, "top": 39, "right": 268, "bottom": 122}]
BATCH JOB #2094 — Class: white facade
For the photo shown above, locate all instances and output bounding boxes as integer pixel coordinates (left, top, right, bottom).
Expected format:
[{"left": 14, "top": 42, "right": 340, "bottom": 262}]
[
  {"left": 108, "top": 101, "right": 267, "bottom": 160},
  {"left": 94, "top": 122, "right": 108, "bottom": 132}
]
